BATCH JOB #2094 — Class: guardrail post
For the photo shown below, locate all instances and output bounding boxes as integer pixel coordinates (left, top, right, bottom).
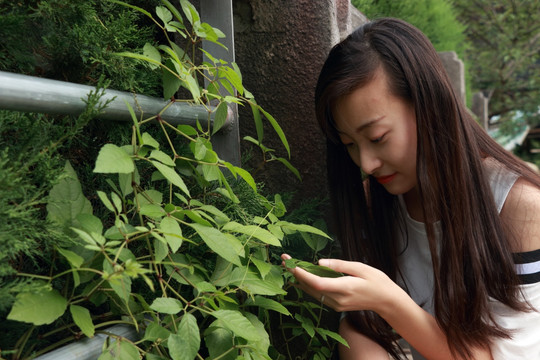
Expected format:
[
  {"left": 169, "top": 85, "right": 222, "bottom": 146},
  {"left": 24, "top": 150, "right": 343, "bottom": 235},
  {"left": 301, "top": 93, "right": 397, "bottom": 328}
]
[{"left": 200, "top": 0, "right": 241, "bottom": 167}]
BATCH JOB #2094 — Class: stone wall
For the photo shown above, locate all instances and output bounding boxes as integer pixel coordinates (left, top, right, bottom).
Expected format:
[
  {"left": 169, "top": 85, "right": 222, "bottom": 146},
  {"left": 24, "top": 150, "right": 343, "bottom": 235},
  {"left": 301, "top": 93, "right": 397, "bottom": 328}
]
[{"left": 232, "top": 0, "right": 367, "bottom": 205}]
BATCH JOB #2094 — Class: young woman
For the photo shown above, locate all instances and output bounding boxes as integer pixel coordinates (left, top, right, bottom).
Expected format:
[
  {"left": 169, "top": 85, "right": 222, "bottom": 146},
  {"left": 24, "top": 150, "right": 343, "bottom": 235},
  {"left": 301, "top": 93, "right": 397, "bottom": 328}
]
[{"left": 282, "top": 18, "right": 540, "bottom": 360}]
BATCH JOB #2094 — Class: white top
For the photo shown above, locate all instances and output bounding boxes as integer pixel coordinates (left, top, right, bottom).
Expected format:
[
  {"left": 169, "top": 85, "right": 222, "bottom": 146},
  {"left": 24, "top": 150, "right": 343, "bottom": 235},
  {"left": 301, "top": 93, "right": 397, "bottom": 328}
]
[{"left": 397, "top": 158, "right": 540, "bottom": 359}]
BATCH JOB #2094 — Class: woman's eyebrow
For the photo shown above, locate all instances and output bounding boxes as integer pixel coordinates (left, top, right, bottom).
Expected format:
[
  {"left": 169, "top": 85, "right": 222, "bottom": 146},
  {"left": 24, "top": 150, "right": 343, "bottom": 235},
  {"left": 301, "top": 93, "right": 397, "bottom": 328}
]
[
  {"left": 355, "top": 117, "right": 384, "bottom": 133},
  {"left": 336, "top": 116, "right": 384, "bottom": 134}
]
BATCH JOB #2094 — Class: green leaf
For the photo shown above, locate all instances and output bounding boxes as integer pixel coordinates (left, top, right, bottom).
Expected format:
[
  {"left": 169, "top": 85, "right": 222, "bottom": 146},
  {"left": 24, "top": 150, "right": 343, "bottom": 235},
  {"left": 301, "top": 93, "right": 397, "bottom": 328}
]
[
  {"left": 212, "top": 102, "right": 228, "bottom": 135},
  {"left": 97, "top": 191, "right": 116, "bottom": 213},
  {"left": 94, "top": 144, "right": 135, "bottom": 174},
  {"left": 179, "top": 0, "right": 200, "bottom": 25},
  {"left": 199, "top": 164, "right": 221, "bottom": 182},
  {"left": 168, "top": 334, "right": 189, "bottom": 360},
  {"left": 231, "top": 62, "right": 244, "bottom": 93},
  {"left": 57, "top": 247, "right": 84, "bottom": 268},
  {"left": 142, "top": 132, "right": 160, "bottom": 149},
  {"left": 194, "top": 281, "right": 217, "bottom": 293},
  {"left": 316, "top": 328, "right": 349, "bottom": 348},
  {"left": 198, "top": 22, "right": 225, "bottom": 43},
  {"left": 47, "top": 161, "right": 92, "bottom": 231},
  {"left": 151, "top": 161, "right": 190, "bottom": 197},
  {"left": 197, "top": 205, "right": 230, "bottom": 224},
  {"left": 160, "top": 216, "right": 183, "bottom": 253},
  {"left": 229, "top": 267, "right": 286, "bottom": 296},
  {"left": 156, "top": 5, "right": 173, "bottom": 24},
  {"left": 223, "top": 65, "right": 243, "bottom": 95},
  {"left": 249, "top": 101, "right": 264, "bottom": 142},
  {"left": 260, "top": 108, "right": 290, "bottom": 158},
  {"left": 108, "top": 0, "right": 152, "bottom": 17},
  {"left": 244, "top": 312, "right": 269, "bottom": 354},
  {"left": 98, "top": 338, "right": 140, "bottom": 360},
  {"left": 71, "top": 228, "right": 98, "bottom": 246},
  {"left": 70, "top": 305, "right": 95, "bottom": 338},
  {"left": 300, "top": 232, "right": 328, "bottom": 253},
  {"left": 295, "top": 314, "right": 315, "bottom": 337},
  {"left": 193, "top": 138, "right": 208, "bottom": 160},
  {"left": 116, "top": 51, "right": 163, "bottom": 69},
  {"left": 245, "top": 296, "right": 291, "bottom": 316},
  {"left": 154, "top": 237, "right": 168, "bottom": 262},
  {"left": 277, "top": 221, "right": 331, "bottom": 239},
  {"left": 222, "top": 221, "right": 281, "bottom": 246},
  {"left": 211, "top": 310, "right": 262, "bottom": 342},
  {"left": 274, "top": 156, "right": 301, "bottom": 180},
  {"left": 251, "top": 257, "right": 272, "bottom": 279},
  {"left": 150, "top": 150, "right": 176, "bottom": 166},
  {"left": 184, "top": 71, "right": 201, "bottom": 101},
  {"left": 177, "top": 124, "right": 198, "bottom": 136},
  {"left": 171, "top": 313, "right": 200, "bottom": 360},
  {"left": 159, "top": 44, "right": 182, "bottom": 64},
  {"left": 111, "top": 193, "right": 123, "bottom": 215},
  {"left": 143, "top": 43, "right": 161, "bottom": 70},
  {"left": 77, "top": 213, "right": 103, "bottom": 235},
  {"left": 150, "top": 297, "right": 183, "bottom": 314},
  {"left": 204, "top": 328, "right": 235, "bottom": 360},
  {"left": 108, "top": 273, "right": 132, "bottom": 303},
  {"left": 119, "top": 169, "right": 138, "bottom": 197},
  {"left": 8, "top": 288, "right": 68, "bottom": 325},
  {"left": 161, "top": 0, "right": 184, "bottom": 23},
  {"left": 140, "top": 204, "right": 165, "bottom": 218},
  {"left": 124, "top": 99, "right": 142, "bottom": 144},
  {"left": 184, "top": 209, "right": 212, "bottom": 227},
  {"left": 143, "top": 321, "right": 171, "bottom": 342},
  {"left": 267, "top": 224, "right": 284, "bottom": 240},
  {"left": 189, "top": 223, "right": 241, "bottom": 266},
  {"left": 284, "top": 258, "right": 343, "bottom": 278},
  {"left": 136, "top": 189, "right": 163, "bottom": 206},
  {"left": 233, "top": 166, "right": 257, "bottom": 191},
  {"left": 163, "top": 59, "right": 182, "bottom": 99}
]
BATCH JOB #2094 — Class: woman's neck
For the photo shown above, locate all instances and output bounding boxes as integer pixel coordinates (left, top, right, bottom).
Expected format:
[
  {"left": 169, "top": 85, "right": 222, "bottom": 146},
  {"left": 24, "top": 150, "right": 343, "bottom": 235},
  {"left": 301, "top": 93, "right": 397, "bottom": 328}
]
[{"left": 402, "top": 187, "right": 424, "bottom": 222}]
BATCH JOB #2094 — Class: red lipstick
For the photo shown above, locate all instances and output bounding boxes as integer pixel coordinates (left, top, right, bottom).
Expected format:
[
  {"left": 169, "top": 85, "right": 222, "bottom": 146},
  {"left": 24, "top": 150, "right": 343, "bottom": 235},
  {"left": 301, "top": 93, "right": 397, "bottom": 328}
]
[{"left": 375, "top": 173, "right": 397, "bottom": 184}]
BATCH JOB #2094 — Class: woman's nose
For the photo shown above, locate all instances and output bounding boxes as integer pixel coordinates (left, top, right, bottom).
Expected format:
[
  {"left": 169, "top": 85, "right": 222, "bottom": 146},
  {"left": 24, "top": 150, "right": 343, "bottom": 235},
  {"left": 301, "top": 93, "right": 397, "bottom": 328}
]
[{"left": 360, "top": 148, "right": 382, "bottom": 175}]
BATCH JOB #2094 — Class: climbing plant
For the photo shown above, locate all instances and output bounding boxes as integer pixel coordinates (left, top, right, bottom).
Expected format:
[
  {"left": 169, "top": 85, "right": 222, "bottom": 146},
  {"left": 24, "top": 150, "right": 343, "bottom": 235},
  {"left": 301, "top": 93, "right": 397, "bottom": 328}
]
[{"left": 3, "top": 1, "right": 346, "bottom": 359}]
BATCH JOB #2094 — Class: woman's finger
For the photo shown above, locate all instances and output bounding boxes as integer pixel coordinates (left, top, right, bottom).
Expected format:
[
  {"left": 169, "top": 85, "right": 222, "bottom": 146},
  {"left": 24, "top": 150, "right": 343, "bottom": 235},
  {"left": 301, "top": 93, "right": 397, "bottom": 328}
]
[{"left": 319, "top": 258, "right": 371, "bottom": 278}]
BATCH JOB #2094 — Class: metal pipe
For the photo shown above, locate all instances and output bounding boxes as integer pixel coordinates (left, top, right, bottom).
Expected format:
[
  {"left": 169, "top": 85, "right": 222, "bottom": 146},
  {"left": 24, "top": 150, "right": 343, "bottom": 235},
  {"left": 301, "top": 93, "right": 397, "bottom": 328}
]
[
  {"left": 33, "top": 324, "right": 138, "bottom": 360},
  {"left": 0, "top": 71, "right": 219, "bottom": 127}
]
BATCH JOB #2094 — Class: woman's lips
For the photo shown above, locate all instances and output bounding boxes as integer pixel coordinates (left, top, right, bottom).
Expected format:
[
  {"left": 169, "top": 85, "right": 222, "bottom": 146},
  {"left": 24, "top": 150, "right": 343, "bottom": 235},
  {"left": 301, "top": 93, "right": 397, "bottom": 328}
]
[{"left": 375, "top": 173, "right": 397, "bottom": 184}]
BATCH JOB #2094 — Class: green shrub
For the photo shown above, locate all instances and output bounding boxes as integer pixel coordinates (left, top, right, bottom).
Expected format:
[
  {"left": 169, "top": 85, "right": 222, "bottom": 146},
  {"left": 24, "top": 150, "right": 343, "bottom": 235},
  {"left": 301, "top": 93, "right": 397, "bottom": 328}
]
[{"left": 1, "top": 1, "right": 343, "bottom": 359}]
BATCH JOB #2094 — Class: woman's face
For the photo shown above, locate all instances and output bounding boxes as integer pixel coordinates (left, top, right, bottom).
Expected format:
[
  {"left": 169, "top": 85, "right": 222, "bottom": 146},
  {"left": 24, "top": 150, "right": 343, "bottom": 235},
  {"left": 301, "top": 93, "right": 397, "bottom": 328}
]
[{"left": 333, "top": 68, "right": 418, "bottom": 195}]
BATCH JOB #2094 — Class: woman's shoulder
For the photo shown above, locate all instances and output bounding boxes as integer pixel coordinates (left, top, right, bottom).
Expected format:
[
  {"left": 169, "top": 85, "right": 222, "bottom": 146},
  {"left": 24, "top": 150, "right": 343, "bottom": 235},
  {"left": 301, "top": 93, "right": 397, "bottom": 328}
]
[{"left": 500, "top": 177, "right": 540, "bottom": 253}]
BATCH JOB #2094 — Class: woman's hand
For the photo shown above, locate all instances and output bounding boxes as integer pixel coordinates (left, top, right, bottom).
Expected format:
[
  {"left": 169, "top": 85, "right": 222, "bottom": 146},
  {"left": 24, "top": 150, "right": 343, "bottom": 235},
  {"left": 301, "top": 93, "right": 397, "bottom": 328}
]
[{"left": 281, "top": 254, "right": 401, "bottom": 316}]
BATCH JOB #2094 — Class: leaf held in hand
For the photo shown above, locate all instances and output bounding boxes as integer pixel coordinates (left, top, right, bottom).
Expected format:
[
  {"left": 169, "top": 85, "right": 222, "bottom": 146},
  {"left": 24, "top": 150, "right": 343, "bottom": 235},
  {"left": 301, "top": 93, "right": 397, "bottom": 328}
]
[{"left": 285, "top": 258, "right": 343, "bottom": 278}]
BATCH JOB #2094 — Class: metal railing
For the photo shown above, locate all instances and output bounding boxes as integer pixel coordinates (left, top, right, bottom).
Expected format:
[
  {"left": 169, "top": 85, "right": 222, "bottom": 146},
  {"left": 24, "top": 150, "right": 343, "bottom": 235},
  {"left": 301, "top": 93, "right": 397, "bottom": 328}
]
[
  {"left": 0, "top": 70, "right": 240, "bottom": 165},
  {"left": 34, "top": 324, "right": 138, "bottom": 360}
]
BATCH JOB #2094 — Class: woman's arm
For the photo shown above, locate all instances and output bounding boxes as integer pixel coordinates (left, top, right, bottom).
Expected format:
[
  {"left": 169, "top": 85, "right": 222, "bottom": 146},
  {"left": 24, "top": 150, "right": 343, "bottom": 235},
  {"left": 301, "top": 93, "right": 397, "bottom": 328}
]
[
  {"left": 282, "top": 255, "right": 492, "bottom": 360},
  {"left": 338, "top": 316, "right": 390, "bottom": 360},
  {"left": 500, "top": 178, "right": 540, "bottom": 252}
]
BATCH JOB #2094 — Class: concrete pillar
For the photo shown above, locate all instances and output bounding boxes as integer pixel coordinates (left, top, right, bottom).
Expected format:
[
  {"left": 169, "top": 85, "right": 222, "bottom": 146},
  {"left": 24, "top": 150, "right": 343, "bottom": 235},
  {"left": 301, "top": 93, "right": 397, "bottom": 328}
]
[
  {"left": 471, "top": 92, "right": 489, "bottom": 130},
  {"left": 233, "top": 0, "right": 368, "bottom": 203},
  {"left": 438, "top": 51, "right": 466, "bottom": 104}
]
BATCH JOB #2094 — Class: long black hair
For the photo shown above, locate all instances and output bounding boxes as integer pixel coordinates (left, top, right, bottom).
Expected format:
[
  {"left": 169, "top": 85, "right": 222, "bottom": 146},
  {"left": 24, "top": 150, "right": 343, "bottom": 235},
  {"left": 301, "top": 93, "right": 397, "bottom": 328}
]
[{"left": 315, "top": 18, "right": 540, "bottom": 359}]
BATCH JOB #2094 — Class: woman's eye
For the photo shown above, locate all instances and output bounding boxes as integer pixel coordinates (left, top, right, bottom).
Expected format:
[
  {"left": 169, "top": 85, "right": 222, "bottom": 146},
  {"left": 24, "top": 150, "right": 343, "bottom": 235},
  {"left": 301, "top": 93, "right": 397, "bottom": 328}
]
[{"left": 370, "top": 135, "right": 385, "bottom": 144}]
